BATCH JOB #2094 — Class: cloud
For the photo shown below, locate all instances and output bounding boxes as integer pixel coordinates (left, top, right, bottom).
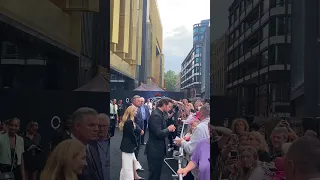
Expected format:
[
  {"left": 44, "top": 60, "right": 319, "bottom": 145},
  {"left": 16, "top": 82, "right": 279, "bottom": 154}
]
[{"left": 163, "top": 26, "right": 192, "bottom": 73}]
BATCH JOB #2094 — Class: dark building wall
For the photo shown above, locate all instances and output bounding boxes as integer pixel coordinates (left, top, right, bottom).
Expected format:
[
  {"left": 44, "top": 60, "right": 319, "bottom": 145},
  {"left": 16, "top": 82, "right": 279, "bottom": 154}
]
[
  {"left": 291, "top": 0, "right": 320, "bottom": 117},
  {"left": 210, "top": 0, "right": 233, "bottom": 41}
]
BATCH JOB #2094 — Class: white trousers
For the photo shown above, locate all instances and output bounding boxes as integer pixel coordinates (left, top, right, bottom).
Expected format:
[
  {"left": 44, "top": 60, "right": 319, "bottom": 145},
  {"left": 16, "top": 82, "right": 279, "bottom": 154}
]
[{"left": 119, "top": 152, "right": 142, "bottom": 180}]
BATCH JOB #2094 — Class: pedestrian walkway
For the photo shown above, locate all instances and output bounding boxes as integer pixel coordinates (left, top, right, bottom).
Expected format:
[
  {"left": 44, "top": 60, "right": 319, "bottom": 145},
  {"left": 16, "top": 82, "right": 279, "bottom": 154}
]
[{"left": 110, "top": 128, "right": 177, "bottom": 180}]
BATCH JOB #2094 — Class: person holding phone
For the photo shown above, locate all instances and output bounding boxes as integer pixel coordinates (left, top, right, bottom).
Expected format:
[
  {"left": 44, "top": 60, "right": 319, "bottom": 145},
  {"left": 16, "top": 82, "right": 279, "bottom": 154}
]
[{"left": 22, "top": 121, "right": 43, "bottom": 180}]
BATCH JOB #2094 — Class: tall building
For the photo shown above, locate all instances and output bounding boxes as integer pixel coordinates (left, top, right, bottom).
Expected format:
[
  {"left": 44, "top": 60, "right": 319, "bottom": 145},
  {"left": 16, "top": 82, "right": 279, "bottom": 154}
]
[
  {"left": 226, "top": 0, "right": 291, "bottom": 116},
  {"left": 201, "top": 25, "right": 211, "bottom": 99},
  {"left": 291, "top": 0, "right": 320, "bottom": 117},
  {"left": 212, "top": 33, "right": 228, "bottom": 96},
  {"left": 0, "top": 0, "right": 105, "bottom": 91},
  {"left": 181, "top": 19, "right": 210, "bottom": 98},
  {"left": 110, "top": 0, "right": 164, "bottom": 90}
]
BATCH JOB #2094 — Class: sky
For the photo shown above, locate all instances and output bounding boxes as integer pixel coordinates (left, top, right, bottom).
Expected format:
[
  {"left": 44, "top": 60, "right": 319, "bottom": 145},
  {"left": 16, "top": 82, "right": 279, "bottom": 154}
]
[{"left": 157, "top": 0, "right": 210, "bottom": 74}]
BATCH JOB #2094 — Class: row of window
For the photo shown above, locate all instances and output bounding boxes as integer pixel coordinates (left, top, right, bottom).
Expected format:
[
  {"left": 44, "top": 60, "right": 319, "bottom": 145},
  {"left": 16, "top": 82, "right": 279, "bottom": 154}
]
[
  {"left": 229, "top": 0, "right": 288, "bottom": 24},
  {"left": 193, "top": 27, "right": 206, "bottom": 33},
  {"left": 193, "top": 36, "right": 205, "bottom": 41},
  {"left": 230, "top": 16, "right": 291, "bottom": 45},
  {"left": 229, "top": 16, "right": 291, "bottom": 60},
  {"left": 227, "top": 44, "right": 289, "bottom": 83}
]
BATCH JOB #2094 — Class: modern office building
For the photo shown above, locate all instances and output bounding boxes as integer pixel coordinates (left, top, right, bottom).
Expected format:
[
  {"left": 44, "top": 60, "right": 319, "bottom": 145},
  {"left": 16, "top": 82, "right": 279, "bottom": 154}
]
[
  {"left": 290, "top": 0, "right": 320, "bottom": 117},
  {"left": 201, "top": 25, "right": 211, "bottom": 99},
  {"left": 226, "top": 0, "right": 291, "bottom": 116},
  {"left": 110, "top": 0, "right": 164, "bottom": 90},
  {"left": 0, "top": 0, "right": 106, "bottom": 91},
  {"left": 181, "top": 19, "right": 210, "bottom": 98},
  {"left": 212, "top": 33, "right": 228, "bottom": 96}
]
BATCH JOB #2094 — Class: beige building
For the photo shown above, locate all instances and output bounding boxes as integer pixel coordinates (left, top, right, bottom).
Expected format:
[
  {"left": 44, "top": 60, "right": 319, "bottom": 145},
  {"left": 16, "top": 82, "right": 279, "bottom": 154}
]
[
  {"left": 110, "top": 0, "right": 164, "bottom": 89},
  {"left": 212, "top": 33, "right": 228, "bottom": 96}
]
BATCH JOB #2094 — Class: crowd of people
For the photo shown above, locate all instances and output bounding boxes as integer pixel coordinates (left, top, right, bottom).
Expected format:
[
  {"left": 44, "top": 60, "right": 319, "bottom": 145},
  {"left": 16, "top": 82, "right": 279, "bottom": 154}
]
[
  {"left": 211, "top": 117, "right": 320, "bottom": 180},
  {"left": 113, "top": 95, "right": 211, "bottom": 180},
  {"left": 0, "top": 108, "right": 111, "bottom": 180}
]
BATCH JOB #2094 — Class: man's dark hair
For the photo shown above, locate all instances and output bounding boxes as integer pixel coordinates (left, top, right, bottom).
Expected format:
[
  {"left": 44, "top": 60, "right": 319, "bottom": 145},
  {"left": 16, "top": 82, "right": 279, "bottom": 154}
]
[
  {"left": 157, "top": 98, "right": 173, "bottom": 107},
  {"left": 286, "top": 136, "right": 320, "bottom": 174}
]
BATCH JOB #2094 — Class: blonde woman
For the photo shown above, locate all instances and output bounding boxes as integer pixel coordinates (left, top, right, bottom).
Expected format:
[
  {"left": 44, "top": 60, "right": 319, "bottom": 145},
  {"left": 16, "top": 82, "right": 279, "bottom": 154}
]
[
  {"left": 247, "top": 132, "right": 271, "bottom": 162},
  {"left": 119, "top": 106, "right": 144, "bottom": 180},
  {"left": 231, "top": 118, "right": 249, "bottom": 135},
  {"left": 230, "top": 146, "right": 271, "bottom": 180},
  {"left": 40, "top": 139, "right": 87, "bottom": 180}
]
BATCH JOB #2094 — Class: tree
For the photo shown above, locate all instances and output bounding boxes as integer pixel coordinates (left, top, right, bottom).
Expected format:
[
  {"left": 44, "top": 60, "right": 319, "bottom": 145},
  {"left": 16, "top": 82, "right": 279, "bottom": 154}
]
[{"left": 164, "top": 70, "right": 178, "bottom": 91}]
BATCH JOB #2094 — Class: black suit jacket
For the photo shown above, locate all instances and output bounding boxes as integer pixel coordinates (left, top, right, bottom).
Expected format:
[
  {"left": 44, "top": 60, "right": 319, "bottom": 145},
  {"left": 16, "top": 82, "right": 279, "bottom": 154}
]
[
  {"left": 145, "top": 108, "right": 169, "bottom": 159},
  {"left": 51, "top": 134, "right": 104, "bottom": 180},
  {"left": 120, "top": 119, "right": 138, "bottom": 153},
  {"left": 78, "top": 141, "right": 104, "bottom": 180}
]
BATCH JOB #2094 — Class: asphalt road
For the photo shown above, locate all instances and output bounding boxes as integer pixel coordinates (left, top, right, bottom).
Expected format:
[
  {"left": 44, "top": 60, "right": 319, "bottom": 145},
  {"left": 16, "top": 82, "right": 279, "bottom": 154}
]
[{"left": 110, "top": 127, "right": 178, "bottom": 180}]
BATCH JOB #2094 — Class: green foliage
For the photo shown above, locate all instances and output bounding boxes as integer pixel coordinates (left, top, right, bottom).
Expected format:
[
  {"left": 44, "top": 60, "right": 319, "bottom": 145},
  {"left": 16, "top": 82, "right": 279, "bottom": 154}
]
[{"left": 164, "top": 70, "right": 178, "bottom": 91}]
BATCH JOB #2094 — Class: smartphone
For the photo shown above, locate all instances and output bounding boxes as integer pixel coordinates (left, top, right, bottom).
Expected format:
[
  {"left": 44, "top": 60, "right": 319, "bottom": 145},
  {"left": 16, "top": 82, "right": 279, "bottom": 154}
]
[{"left": 230, "top": 150, "right": 238, "bottom": 159}]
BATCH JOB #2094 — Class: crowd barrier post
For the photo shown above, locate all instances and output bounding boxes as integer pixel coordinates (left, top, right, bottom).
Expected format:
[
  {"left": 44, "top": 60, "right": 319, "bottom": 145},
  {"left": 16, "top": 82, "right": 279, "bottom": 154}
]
[{"left": 164, "top": 122, "right": 187, "bottom": 180}]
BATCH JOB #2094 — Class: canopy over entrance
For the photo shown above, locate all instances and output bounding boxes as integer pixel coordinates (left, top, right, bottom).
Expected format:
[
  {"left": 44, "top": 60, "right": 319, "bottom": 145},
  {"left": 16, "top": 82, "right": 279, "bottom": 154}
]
[{"left": 74, "top": 66, "right": 110, "bottom": 92}]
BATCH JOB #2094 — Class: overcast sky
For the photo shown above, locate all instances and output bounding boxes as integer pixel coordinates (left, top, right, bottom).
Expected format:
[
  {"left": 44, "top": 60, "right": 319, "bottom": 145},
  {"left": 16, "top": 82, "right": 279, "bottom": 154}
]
[{"left": 157, "top": 0, "right": 210, "bottom": 74}]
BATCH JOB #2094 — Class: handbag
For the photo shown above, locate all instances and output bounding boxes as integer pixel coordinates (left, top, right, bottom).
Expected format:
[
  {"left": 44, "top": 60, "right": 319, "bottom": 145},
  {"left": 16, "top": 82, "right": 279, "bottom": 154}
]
[{"left": 0, "top": 144, "right": 16, "bottom": 180}]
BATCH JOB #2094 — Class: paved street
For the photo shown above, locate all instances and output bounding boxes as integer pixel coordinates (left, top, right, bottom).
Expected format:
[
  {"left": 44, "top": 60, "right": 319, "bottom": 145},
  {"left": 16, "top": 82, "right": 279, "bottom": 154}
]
[{"left": 110, "top": 127, "right": 178, "bottom": 180}]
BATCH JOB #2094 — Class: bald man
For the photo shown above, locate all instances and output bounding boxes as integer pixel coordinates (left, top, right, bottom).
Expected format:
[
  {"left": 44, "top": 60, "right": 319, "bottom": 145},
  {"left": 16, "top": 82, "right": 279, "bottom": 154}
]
[{"left": 285, "top": 136, "right": 320, "bottom": 180}]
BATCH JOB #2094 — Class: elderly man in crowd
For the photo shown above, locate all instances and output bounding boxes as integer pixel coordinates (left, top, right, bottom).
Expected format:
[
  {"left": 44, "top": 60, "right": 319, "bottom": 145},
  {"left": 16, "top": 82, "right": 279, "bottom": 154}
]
[{"left": 175, "top": 104, "right": 210, "bottom": 155}]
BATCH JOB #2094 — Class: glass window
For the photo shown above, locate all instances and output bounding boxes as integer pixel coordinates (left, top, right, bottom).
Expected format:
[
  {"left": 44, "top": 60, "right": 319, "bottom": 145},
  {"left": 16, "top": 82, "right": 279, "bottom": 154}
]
[
  {"left": 276, "top": 44, "right": 286, "bottom": 64},
  {"left": 193, "top": 36, "right": 199, "bottom": 41},
  {"left": 193, "top": 28, "right": 199, "bottom": 33},
  {"left": 269, "top": 45, "right": 276, "bottom": 65},
  {"left": 239, "top": 23, "right": 243, "bottom": 34},
  {"left": 262, "top": 23, "right": 269, "bottom": 39},
  {"left": 277, "top": 17, "right": 285, "bottom": 35},
  {"left": 234, "top": 8, "right": 239, "bottom": 20},
  {"left": 195, "top": 57, "right": 200, "bottom": 63},
  {"left": 260, "top": 50, "right": 269, "bottom": 68},
  {"left": 230, "top": 14, "right": 234, "bottom": 25},
  {"left": 240, "top": 1, "right": 244, "bottom": 13},
  {"left": 262, "top": 0, "right": 269, "bottom": 12},
  {"left": 200, "top": 27, "right": 206, "bottom": 32},
  {"left": 199, "top": 36, "right": 204, "bottom": 41},
  {"left": 239, "top": 44, "right": 244, "bottom": 57},
  {"left": 287, "top": 17, "right": 291, "bottom": 34},
  {"left": 196, "top": 48, "right": 201, "bottom": 54}
]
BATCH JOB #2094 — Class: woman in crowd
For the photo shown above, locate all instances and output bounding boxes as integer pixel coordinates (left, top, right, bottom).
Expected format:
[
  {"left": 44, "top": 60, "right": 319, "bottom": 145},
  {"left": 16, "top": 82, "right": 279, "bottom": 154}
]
[
  {"left": 177, "top": 137, "right": 210, "bottom": 180},
  {"left": 231, "top": 118, "right": 250, "bottom": 135},
  {"left": 229, "top": 146, "right": 269, "bottom": 180},
  {"left": 247, "top": 131, "right": 271, "bottom": 162},
  {"left": 40, "top": 139, "right": 86, "bottom": 180},
  {"left": 119, "top": 105, "right": 144, "bottom": 180},
  {"left": 22, "top": 121, "right": 42, "bottom": 180},
  {"left": 0, "top": 117, "right": 25, "bottom": 180}
]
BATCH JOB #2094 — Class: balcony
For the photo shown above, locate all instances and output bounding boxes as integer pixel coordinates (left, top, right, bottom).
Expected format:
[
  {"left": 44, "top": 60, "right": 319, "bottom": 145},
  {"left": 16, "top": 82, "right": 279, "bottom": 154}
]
[{"left": 50, "top": 0, "right": 99, "bottom": 12}]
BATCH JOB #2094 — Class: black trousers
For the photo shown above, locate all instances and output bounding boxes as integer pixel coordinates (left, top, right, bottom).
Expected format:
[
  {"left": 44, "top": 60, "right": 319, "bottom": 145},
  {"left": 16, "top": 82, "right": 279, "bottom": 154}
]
[
  {"left": 147, "top": 156, "right": 163, "bottom": 180},
  {"left": 141, "top": 120, "right": 148, "bottom": 143},
  {"left": 134, "top": 135, "right": 141, "bottom": 159},
  {"left": 110, "top": 117, "right": 116, "bottom": 137}
]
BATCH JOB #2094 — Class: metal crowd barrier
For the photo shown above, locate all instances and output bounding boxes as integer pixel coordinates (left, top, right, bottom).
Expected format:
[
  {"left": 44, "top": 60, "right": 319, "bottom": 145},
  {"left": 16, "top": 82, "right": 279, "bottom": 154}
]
[{"left": 164, "top": 122, "right": 189, "bottom": 180}]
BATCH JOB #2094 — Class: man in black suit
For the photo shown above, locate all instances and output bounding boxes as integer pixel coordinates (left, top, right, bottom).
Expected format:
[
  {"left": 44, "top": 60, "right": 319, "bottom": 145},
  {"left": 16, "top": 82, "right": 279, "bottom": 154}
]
[
  {"left": 140, "top": 97, "right": 150, "bottom": 145},
  {"left": 70, "top": 107, "right": 105, "bottom": 180},
  {"left": 145, "top": 98, "right": 176, "bottom": 180},
  {"left": 132, "top": 95, "right": 144, "bottom": 158}
]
